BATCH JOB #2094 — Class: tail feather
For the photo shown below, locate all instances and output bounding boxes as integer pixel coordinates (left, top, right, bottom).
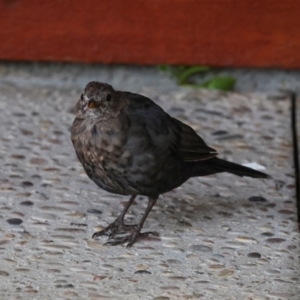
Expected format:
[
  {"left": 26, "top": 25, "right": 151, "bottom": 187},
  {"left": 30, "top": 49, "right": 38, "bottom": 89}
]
[{"left": 190, "top": 157, "right": 270, "bottom": 179}]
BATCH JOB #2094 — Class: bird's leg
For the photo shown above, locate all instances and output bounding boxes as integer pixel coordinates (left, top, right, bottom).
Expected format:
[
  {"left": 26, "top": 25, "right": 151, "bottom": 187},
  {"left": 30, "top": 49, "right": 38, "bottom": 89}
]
[
  {"left": 92, "top": 195, "right": 137, "bottom": 239},
  {"left": 105, "top": 196, "right": 159, "bottom": 247}
]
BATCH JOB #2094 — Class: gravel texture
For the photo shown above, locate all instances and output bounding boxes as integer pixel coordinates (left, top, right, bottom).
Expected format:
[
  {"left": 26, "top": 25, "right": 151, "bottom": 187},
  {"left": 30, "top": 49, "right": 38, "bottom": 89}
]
[{"left": 0, "top": 63, "right": 299, "bottom": 299}]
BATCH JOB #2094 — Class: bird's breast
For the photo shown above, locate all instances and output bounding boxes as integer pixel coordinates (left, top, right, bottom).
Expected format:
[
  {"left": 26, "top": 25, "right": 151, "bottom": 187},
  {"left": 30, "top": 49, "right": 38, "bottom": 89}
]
[{"left": 70, "top": 117, "right": 186, "bottom": 196}]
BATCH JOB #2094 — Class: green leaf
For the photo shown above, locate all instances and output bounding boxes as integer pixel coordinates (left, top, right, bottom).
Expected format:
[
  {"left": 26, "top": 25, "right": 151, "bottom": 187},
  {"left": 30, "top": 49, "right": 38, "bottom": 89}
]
[
  {"left": 157, "top": 65, "right": 170, "bottom": 72},
  {"left": 199, "top": 76, "right": 235, "bottom": 91},
  {"left": 171, "top": 65, "right": 188, "bottom": 78},
  {"left": 176, "top": 66, "right": 210, "bottom": 85},
  {"left": 157, "top": 65, "right": 236, "bottom": 91}
]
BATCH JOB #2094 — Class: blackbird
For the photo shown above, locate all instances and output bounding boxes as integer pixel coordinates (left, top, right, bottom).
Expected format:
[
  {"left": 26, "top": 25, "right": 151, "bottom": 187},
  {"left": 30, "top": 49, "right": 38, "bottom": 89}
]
[{"left": 71, "top": 82, "right": 269, "bottom": 247}]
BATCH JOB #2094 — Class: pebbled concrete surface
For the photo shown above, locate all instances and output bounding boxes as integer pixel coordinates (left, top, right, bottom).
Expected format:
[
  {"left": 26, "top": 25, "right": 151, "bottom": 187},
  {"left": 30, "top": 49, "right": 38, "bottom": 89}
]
[{"left": 0, "top": 63, "right": 299, "bottom": 299}]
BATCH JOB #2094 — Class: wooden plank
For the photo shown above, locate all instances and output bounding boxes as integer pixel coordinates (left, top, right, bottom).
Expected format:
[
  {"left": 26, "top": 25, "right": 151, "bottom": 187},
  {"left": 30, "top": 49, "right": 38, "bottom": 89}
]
[{"left": 0, "top": 0, "right": 299, "bottom": 68}]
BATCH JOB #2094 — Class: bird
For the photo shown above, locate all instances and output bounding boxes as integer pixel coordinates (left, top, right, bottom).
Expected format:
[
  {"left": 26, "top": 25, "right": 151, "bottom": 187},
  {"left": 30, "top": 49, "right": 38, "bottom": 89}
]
[{"left": 71, "top": 81, "right": 269, "bottom": 247}]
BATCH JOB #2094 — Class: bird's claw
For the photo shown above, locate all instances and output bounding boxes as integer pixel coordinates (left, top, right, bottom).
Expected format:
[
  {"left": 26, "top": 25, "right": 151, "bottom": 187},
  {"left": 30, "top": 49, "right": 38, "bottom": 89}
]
[
  {"left": 108, "top": 224, "right": 138, "bottom": 239},
  {"left": 92, "top": 219, "right": 138, "bottom": 239},
  {"left": 104, "top": 231, "right": 158, "bottom": 247}
]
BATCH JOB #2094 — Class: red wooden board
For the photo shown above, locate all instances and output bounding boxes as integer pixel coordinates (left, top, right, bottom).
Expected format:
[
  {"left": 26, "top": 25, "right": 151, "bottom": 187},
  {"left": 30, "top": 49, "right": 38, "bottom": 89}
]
[{"left": 0, "top": 0, "right": 299, "bottom": 68}]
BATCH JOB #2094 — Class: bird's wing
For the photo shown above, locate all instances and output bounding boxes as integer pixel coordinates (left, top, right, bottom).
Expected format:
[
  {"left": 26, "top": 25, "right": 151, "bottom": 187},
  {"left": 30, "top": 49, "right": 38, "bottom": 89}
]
[
  {"left": 170, "top": 118, "right": 217, "bottom": 161},
  {"left": 125, "top": 93, "right": 218, "bottom": 162}
]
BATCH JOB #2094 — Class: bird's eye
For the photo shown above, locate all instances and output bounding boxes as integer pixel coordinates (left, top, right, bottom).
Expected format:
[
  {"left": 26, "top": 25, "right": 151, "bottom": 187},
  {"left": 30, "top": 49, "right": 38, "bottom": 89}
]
[
  {"left": 88, "top": 100, "right": 97, "bottom": 109},
  {"left": 106, "top": 93, "right": 111, "bottom": 102}
]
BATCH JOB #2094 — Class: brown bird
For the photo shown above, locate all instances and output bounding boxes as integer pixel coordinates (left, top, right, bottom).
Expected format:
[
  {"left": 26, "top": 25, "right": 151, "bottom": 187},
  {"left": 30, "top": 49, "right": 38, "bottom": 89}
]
[{"left": 71, "top": 82, "right": 269, "bottom": 247}]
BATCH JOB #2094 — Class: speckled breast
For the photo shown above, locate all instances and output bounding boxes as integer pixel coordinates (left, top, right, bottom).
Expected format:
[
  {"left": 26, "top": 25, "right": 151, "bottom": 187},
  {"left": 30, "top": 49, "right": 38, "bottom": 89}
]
[{"left": 71, "top": 119, "right": 137, "bottom": 195}]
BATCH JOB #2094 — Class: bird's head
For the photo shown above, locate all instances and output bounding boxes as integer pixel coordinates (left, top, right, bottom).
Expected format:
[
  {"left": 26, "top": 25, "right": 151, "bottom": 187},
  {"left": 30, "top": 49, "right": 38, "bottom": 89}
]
[{"left": 75, "top": 82, "right": 121, "bottom": 120}]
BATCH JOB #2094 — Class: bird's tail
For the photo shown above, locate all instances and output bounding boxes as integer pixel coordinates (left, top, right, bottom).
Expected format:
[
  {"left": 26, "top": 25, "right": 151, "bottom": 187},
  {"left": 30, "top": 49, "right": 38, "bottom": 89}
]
[{"left": 190, "top": 157, "right": 270, "bottom": 179}]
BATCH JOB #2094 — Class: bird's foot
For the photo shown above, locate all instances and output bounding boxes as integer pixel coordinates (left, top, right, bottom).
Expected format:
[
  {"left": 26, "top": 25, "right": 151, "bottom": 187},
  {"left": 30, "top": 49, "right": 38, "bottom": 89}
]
[
  {"left": 105, "top": 230, "right": 158, "bottom": 248},
  {"left": 92, "top": 218, "right": 138, "bottom": 239}
]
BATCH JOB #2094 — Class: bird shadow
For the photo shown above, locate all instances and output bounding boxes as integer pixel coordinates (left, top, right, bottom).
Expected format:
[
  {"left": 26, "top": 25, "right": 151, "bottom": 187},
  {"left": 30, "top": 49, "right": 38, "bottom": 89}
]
[{"left": 136, "top": 191, "right": 244, "bottom": 231}]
